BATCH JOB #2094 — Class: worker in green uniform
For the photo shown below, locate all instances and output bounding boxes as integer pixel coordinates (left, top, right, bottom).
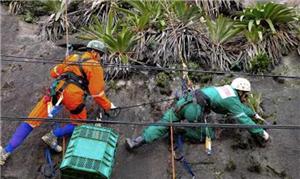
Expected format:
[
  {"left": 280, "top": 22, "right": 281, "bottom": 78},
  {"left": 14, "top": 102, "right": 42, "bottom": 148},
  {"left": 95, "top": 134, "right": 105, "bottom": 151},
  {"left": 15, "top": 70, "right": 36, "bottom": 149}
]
[{"left": 126, "top": 78, "right": 270, "bottom": 150}]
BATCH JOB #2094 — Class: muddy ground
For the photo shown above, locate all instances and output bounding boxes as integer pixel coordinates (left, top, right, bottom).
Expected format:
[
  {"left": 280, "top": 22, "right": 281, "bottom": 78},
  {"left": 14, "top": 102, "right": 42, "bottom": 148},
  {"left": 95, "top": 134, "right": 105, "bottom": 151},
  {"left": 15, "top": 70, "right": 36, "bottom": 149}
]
[{"left": 1, "top": 6, "right": 300, "bottom": 179}]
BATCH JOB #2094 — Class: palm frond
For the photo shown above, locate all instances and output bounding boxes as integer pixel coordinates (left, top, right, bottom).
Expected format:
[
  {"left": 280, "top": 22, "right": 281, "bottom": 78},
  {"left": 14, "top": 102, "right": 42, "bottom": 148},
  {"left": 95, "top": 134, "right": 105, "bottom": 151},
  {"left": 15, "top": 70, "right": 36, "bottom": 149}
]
[
  {"left": 237, "top": 2, "right": 299, "bottom": 34},
  {"left": 206, "top": 15, "right": 241, "bottom": 45}
]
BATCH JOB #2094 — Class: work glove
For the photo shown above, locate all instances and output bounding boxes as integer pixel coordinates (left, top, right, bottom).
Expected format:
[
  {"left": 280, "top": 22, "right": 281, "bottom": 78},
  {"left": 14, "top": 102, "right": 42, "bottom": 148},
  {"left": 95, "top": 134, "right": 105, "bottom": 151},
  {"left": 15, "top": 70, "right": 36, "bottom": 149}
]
[
  {"left": 254, "top": 114, "right": 264, "bottom": 121},
  {"left": 252, "top": 130, "right": 271, "bottom": 147},
  {"left": 262, "top": 130, "right": 270, "bottom": 141},
  {"left": 104, "top": 103, "right": 120, "bottom": 118},
  {"left": 110, "top": 103, "right": 117, "bottom": 110},
  {"left": 254, "top": 113, "right": 268, "bottom": 123},
  {"left": 254, "top": 113, "right": 271, "bottom": 127}
]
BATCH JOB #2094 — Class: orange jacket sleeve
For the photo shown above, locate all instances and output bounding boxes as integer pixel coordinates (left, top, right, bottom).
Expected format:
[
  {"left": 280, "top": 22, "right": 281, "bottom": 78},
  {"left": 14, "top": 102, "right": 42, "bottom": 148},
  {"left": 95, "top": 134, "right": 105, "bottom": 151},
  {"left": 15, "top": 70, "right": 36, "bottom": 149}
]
[
  {"left": 50, "top": 64, "right": 66, "bottom": 78},
  {"left": 85, "top": 60, "right": 112, "bottom": 111}
]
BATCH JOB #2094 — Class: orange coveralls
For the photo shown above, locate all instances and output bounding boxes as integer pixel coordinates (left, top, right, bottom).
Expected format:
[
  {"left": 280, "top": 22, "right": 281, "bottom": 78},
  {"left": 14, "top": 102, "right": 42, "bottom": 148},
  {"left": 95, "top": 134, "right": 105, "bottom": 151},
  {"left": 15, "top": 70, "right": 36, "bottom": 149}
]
[{"left": 26, "top": 52, "right": 112, "bottom": 127}]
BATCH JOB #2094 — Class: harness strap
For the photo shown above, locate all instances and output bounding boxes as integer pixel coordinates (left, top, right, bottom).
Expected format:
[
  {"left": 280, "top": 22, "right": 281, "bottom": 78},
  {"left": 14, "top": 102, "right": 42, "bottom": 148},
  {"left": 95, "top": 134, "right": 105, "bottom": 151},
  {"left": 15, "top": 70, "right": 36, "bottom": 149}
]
[
  {"left": 61, "top": 57, "right": 91, "bottom": 92},
  {"left": 57, "top": 80, "right": 69, "bottom": 93},
  {"left": 174, "top": 100, "right": 193, "bottom": 115},
  {"left": 174, "top": 90, "right": 211, "bottom": 121},
  {"left": 175, "top": 135, "right": 196, "bottom": 178},
  {"left": 51, "top": 57, "right": 92, "bottom": 114},
  {"left": 77, "top": 58, "right": 90, "bottom": 94},
  {"left": 194, "top": 90, "right": 211, "bottom": 113},
  {"left": 70, "top": 103, "right": 85, "bottom": 115},
  {"left": 39, "top": 148, "right": 57, "bottom": 178},
  {"left": 51, "top": 81, "right": 68, "bottom": 106},
  {"left": 78, "top": 60, "right": 88, "bottom": 83},
  {"left": 57, "top": 72, "right": 88, "bottom": 92}
]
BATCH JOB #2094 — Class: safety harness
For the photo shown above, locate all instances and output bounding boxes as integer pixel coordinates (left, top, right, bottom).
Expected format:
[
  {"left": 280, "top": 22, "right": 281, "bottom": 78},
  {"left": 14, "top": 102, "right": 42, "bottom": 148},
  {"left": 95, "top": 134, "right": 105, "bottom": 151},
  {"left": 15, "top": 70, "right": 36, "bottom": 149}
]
[
  {"left": 174, "top": 135, "right": 195, "bottom": 179},
  {"left": 50, "top": 58, "right": 91, "bottom": 115},
  {"left": 172, "top": 84, "right": 213, "bottom": 178},
  {"left": 39, "top": 148, "right": 58, "bottom": 178},
  {"left": 171, "top": 90, "right": 213, "bottom": 178},
  {"left": 174, "top": 90, "right": 211, "bottom": 121}
]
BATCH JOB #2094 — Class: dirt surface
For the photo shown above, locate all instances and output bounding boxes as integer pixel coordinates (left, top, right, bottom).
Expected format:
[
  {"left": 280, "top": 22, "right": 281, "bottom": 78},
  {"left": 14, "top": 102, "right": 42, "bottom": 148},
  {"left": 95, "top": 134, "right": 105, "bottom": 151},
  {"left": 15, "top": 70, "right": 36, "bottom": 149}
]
[{"left": 1, "top": 5, "right": 300, "bottom": 179}]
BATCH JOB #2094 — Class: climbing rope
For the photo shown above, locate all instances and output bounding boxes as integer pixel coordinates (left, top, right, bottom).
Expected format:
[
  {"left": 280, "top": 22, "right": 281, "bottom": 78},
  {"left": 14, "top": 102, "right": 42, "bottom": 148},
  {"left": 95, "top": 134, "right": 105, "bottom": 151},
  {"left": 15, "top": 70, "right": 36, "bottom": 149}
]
[
  {"left": 175, "top": 135, "right": 196, "bottom": 178},
  {"left": 2, "top": 54, "right": 300, "bottom": 80},
  {"left": 116, "top": 98, "right": 176, "bottom": 110},
  {"left": 170, "top": 113, "right": 176, "bottom": 179},
  {"left": 64, "top": 0, "right": 69, "bottom": 56},
  {"left": 39, "top": 148, "right": 57, "bottom": 179},
  {"left": 1, "top": 116, "right": 300, "bottom": 130},
  {"left": 62, "top": 0, "right": 70, "bottom": 158}
]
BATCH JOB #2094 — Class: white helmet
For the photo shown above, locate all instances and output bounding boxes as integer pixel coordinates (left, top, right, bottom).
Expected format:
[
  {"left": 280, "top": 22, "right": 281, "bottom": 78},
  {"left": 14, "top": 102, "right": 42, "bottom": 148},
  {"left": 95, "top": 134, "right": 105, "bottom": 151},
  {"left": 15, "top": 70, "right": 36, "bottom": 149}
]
[
  {"left": 86, "top": 40, "right": 106, "bottom": 53},
  {"left": 231, "top": 78, "right": 251, "bottom": 92}
]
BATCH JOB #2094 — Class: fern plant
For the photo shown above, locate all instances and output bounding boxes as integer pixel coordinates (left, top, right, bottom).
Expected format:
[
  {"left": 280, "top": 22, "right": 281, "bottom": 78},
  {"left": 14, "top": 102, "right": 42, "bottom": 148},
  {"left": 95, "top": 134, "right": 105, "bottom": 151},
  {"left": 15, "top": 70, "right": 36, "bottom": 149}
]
[
  {"left": 42, "top": 0, "right": 77, "bottom": 40},
  {"left": 206, "top": 15, "right": 242, "bottom": 70},
  {"left": 78, "top": 8, "right": 138, "bottom": 77},
  {"left": 238, "top": 2, "right": 299, "bottom": 35},
  {"left": 236, "top": 2, "right": 299, "bottom": 69},
  {"left": 249, "top": 52, "right": 271, "bottom": 73},
  {"left": 150, "top": 1, "right": 206, "bottom": 67},
  {"left": 170, "top": 0, "right": 202, "bottom": 24}
]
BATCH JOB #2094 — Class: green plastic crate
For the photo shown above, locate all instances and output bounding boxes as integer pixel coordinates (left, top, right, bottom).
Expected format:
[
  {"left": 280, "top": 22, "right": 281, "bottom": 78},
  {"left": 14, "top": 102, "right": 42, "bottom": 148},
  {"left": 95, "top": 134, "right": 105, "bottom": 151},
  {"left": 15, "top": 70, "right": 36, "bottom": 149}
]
[{"left": 60, "top": 125, "right": 119, "bottom": 179}]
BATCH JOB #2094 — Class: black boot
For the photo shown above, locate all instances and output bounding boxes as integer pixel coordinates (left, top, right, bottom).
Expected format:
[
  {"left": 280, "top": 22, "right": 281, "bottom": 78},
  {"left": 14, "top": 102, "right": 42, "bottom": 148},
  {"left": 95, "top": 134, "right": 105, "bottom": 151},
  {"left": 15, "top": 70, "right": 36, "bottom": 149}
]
[{"left": 125, "top": 136, "right": 145, "bottom": 151}]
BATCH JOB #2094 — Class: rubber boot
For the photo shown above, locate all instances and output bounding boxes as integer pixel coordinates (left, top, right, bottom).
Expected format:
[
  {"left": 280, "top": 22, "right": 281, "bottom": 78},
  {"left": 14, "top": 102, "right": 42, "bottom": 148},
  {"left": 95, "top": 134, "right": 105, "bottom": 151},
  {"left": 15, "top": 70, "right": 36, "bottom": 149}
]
[
  {"left": 41, "top": 131, "right": 62, "bottom": 152},
  {"left": 0, "top": 146, "right": 10, "bottom": 166},
  {"left": 125, "top": 136, "right": 145, "bottom": 151}
]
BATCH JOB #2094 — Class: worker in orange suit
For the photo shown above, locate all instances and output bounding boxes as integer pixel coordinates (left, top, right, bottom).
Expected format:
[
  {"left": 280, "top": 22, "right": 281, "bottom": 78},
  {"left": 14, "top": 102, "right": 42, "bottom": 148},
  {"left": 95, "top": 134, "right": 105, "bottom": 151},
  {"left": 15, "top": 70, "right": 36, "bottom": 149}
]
[{"left": 0, "top": 40, "right": 117, "bottom": 165}]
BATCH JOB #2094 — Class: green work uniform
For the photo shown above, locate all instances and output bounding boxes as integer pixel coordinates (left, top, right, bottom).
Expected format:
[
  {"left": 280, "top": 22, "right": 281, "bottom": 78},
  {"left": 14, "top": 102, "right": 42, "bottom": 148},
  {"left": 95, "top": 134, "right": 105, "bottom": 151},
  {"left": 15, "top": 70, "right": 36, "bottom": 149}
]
[
  {"left": 142, "top": 93, "right": 214, "bottom": 143},
  {"left": 201, "top": 85, "right": 263, "bottom": 135},
  {"left": 142, "top": 85, "right": 264, "bottom": 143}
]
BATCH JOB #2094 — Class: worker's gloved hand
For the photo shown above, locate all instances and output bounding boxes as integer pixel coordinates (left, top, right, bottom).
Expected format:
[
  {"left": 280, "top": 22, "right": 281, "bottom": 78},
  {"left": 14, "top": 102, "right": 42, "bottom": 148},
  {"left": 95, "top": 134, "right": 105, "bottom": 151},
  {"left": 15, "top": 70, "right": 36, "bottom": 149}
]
[
  {"left": 252, "top": 130, "right": 270, "bottom": 147},
  {"left": 104, "top": 103, "right": 120, "bottom": 118},
  {"left": 110, "top": 103, "right": 118, "bottom": 110},
  {"left": 254, "top": 113, "right": 271, "bottom": 126},
  {"left": 254, "top": 114, "right": 264, "bottom": 121},
  {"left": 262, "top": 130, "right": 270, "bottom": 141}
]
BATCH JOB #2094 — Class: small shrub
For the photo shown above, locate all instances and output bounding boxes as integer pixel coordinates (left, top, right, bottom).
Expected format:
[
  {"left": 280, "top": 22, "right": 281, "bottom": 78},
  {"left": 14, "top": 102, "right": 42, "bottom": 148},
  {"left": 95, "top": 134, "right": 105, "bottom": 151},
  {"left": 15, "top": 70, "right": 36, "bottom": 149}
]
[
  {"left": 247, "top": 92, "right": 263, "bottom": 117},
  {"left": 250, "top": 53, "right": 270, "bottom": 73},
  {"left": 155, "top": 72, "right": 170, "bottom": 88}
]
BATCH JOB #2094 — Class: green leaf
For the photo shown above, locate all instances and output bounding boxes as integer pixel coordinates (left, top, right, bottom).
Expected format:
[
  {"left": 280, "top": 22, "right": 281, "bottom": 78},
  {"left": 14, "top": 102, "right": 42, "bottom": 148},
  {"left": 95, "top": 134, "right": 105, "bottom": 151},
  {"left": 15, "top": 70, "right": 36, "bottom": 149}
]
[
  {"left": 258, "top": 31, "right": 263, "bottom": 41},
  {"left": 106, "top": 9, "right": 115, "bottom": 35},
  {"left": 207, "top": 15, "right": 241, "bottom": 45},
  {"left": 120, "top": 54, "right": 128, "bottom": 63},
  {"left": 248, "top": 19, "right": 254, "bottom": 32},
  {"left": 266, "top": 18, "right": 276, "bottom": 33},
  {"left": 55, "top": 11, "right": 61, "bottom": 21},
  {"left": 256, "top": 19, "right": 261, "bottom": 25},
  {"left": 113, "top": 6, "right": 135, "bottom": 17},
  {"left": 240, "top": 15, "right": 244, "bottom": 21},
  {"left": 171, "top": 0, "right": 201, "bottom": 23}
]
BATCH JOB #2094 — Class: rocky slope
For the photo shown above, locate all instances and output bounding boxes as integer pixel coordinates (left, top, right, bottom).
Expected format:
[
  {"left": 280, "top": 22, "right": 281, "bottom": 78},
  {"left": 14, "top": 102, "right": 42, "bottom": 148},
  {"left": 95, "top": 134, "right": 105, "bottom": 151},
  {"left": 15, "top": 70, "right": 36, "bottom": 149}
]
[{"left": 1, "top": 5, "right": 300, "bottom": 179}]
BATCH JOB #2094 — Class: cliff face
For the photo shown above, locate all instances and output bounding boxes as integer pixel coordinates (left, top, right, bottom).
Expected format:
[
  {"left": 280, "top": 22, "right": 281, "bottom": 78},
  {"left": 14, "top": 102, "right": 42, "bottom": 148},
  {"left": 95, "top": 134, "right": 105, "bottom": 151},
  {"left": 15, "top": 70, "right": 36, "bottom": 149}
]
[{"left": 1, "top": 5, "right": 300, "bottom": 179}]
